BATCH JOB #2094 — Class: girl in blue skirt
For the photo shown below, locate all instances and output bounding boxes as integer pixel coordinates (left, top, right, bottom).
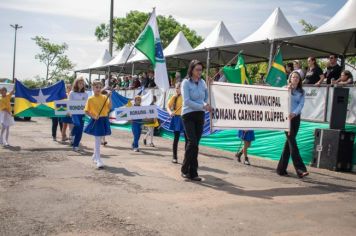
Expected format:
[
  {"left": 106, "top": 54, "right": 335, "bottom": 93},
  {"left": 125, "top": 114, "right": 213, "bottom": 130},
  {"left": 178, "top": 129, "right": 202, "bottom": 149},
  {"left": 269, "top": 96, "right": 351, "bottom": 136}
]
[
  {"left": 84, "top": 80, "right": 111, "bottom": 169},
  {"left": 166, "top": 82, "right": 185, "bottom": 163},
  {"left": 236, "top": 130, "right": 255, "bottom": 165}
]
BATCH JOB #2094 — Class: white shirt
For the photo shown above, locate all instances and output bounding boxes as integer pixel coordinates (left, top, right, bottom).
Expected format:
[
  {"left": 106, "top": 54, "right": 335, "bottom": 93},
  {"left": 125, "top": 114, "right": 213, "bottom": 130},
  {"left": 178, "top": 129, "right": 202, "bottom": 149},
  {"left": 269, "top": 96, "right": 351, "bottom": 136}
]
[{"left": 69, "top": 91, "right": 88, "bottom": 101}]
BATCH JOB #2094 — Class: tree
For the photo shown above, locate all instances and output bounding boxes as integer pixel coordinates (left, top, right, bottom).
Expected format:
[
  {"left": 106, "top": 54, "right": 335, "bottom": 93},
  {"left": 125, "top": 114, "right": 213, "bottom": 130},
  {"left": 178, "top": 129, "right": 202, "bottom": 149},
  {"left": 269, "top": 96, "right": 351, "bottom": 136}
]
[
  {"left": 299, "top": 19, "right": 318, "bottom": 33},
  {"left": 32, "top": 36, "right": 74, "bottom": 82},
  {"left": 95, "top": 11, "right": 203, "bottom": 50}
]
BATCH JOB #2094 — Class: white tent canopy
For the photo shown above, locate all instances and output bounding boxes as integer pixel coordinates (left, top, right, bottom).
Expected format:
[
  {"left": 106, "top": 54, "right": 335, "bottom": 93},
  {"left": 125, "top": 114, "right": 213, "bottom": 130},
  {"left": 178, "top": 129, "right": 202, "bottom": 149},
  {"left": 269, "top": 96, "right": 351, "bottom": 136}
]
[
  {"left": 164, "top": 31, "right": 193, "bottom": 56},
  {"left": 106, "top": 44, "right": 133, "bottom": 66},
  {"left": 89, "top": 49, "right": 112, "bottom": 69},
  {"left": 312, "top": 0, "right": 356, "bottom": 34},
  {"left": 240, "top": 7, "right": 297, "bottom": 43},
  {"left": 195, "top": 21, "right": 236, "bottom": 50}
]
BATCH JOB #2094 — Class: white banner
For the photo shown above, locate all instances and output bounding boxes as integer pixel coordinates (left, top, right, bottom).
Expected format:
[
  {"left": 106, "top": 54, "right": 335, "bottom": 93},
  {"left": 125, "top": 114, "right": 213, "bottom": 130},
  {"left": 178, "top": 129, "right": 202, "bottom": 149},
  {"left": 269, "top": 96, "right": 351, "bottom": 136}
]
[
  {"left": 210, "top": 82, "right": 290, "bottom": 131},
  {"left": 115, "top": 105, "right": 158, "bottom": 121},
  {"left": 54, "top": 100, "right": 86, "bottom": 115},
  {"left": 301, "top": 86, "right": 327, "bottom": 122}
]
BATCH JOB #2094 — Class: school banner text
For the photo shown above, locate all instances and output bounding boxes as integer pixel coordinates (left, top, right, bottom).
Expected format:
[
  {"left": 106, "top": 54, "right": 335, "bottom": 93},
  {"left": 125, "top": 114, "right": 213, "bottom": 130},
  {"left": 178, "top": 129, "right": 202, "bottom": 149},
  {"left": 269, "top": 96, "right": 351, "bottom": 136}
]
[{"left": 210, "top": 82, "right": 290, "bottom": 131}]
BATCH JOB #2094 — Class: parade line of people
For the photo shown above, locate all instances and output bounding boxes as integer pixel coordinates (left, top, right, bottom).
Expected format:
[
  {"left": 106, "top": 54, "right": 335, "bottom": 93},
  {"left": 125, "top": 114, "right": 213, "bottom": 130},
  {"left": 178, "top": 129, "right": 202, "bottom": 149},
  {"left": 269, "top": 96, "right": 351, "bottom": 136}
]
[{"left": 1, "top": 59, "right": 318, "bottom": 180}]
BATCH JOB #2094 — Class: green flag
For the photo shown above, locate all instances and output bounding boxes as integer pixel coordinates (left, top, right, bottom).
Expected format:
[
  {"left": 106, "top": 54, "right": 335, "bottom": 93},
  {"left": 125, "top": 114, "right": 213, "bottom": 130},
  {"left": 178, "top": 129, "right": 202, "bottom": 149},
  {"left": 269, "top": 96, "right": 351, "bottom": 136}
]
[
  {"left": 266, "top": 49, "right": 287, "bottom": 87},
  {"left": 223, "top": 53, "right": 251, "bottom": 84},
  {"left": 134, "top": 9, "right": 169, "bottom": 91}
]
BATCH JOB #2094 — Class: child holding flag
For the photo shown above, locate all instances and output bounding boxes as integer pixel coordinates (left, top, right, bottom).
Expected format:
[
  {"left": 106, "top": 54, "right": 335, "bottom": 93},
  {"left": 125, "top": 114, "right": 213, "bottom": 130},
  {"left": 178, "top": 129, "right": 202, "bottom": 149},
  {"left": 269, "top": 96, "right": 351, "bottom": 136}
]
[
  {"left": 60, "top": 83, "right": 73, "bottom": 142},
  {"left": 143, "top": 95, "right": 159, "bottom": 147},
  {"left": 84, "top": 80, "right": 111, "bottom": 169},
  {"left": 0, "top": 86, "right": 15, "bottom": 146},
  {"left": 132, "top": 96, "right": 143, "bottom": 152}
]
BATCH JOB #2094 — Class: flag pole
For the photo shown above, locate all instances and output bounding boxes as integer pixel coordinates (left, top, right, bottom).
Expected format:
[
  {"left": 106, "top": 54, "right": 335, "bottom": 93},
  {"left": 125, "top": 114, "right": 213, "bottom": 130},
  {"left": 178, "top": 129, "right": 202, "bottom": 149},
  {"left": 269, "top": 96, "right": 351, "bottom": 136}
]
[
  {"left": 91, "top": 10, "right": 155, "bottom": 128},
  {"left": 265, "top": 44, "right": 282, "bottom": 82}
]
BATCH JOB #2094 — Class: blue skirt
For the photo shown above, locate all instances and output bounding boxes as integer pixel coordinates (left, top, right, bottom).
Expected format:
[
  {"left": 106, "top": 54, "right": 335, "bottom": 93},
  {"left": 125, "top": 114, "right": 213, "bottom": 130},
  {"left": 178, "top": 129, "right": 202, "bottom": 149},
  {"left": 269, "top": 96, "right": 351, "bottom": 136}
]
[
  {"left": 84, "top": 117, "right": 111, "bottom": 136},
  {"left": 238, "top": 130, "right": 255, "bottom": 142},
  {"left": 169, "top": 115, "right": 184, "bottom": 132},
  {"left": 60, "top": 116, "right": 73, "bottom": 124}
]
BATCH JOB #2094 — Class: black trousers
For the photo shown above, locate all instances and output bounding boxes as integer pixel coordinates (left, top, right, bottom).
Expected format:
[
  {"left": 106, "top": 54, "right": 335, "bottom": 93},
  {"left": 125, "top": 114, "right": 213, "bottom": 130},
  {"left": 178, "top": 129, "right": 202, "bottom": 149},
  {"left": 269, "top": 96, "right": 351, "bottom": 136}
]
[
  {"left": 277, "top": 115, "right": 307, "bottom": 174},
  {"left": 173, "top": 131, "right": 187, "bottom": 159},
  {"left": 181, "top": 111, "right": 205, "bottom": 177},
  {"left": 51, "top": 117, "right": 63, "bottom": 138}
]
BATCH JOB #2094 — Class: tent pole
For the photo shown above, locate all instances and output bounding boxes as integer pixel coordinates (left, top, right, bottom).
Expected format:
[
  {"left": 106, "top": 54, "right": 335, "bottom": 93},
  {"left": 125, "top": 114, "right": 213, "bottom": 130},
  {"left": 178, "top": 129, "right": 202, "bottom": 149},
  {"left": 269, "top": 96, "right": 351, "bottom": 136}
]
[
  {"left": 89, "top": 69, "right": 92, "bottom": 88},
  {"left": 206, "top": 49, "right": 211, "bottom": 80},
  {"left": 132, "top": 63, "right": 135, "bottom": 76},
  {"left": 268, "top": 40, "right": 275, "bottom": 71}
]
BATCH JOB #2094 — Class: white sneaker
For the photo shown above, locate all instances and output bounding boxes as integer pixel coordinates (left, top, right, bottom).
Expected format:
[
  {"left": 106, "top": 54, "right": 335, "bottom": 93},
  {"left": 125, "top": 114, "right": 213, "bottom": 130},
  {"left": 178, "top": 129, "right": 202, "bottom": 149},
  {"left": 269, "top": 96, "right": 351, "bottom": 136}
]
[
  {"left": 133, "top": 148, "right": 140, "bottom": 152},
  {"left": 92, "top": 155, "right": 97, "bottom": 163},
  {"left": 96, "top": 159, "right": 104, "bottom": 169},
  {"left": 3, "top": 141, "right": 9, "bottom": 147},
  {"left": 73, "top": 147, "right": 80, "bottom": 152}
]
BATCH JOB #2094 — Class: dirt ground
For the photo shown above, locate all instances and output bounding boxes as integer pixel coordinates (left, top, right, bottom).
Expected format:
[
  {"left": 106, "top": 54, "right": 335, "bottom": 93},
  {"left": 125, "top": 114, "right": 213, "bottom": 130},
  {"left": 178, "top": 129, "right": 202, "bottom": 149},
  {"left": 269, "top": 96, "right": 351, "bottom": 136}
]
[{"left": 1, "top": 118, "right": 356, "bottom": 236}]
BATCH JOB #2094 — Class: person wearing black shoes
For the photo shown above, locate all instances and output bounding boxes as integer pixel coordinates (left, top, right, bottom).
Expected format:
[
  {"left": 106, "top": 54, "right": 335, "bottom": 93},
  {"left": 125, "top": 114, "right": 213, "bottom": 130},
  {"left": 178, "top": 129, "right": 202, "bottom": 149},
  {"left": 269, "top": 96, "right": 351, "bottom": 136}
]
[
  {"left": 166, "top": 82, "right": 185, "bottom": 164},
  {"left": 180, "top": 60, "right": 211, "bottom": 181},
  {"left": 277, "top": 71, "right": 309, "bottom": 178},
  {"left": 235, "top": 130, "right": 254, "bottom": 165}
]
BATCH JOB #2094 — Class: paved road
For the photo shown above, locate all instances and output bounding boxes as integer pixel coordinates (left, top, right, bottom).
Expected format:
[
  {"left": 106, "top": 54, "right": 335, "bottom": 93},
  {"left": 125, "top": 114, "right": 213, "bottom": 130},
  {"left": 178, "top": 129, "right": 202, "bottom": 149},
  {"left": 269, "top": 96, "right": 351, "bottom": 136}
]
[{"left": 1, "top": 118, "right": 356, "bottom": 235}]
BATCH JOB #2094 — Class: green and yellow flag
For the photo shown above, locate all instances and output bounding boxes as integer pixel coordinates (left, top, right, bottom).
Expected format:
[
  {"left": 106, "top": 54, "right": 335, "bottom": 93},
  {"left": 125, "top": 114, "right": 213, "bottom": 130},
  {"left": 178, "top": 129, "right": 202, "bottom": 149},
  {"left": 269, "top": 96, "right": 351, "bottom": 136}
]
[
  {"left": 266, "top": 49, "right": 287, "bottom": 87},
  {"left": 223, "top": 53, "right": 251, "bottom": 85}
]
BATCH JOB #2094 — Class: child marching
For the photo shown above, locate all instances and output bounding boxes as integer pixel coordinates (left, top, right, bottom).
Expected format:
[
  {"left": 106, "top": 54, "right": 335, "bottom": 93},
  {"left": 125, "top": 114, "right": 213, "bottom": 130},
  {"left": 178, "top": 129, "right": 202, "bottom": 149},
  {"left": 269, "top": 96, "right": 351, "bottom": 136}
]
[
  {"left": 131, "top": 96, "right": 142, "bottom": 152},
  {"left": 84, "top": 80, "right": 111, "bottom": 168},
  {"left": 143, "top": 95, "right": 159, "bottom": 147},
  {"left": 60, "top": 83, "right": 74, "bottom": 143},
  {"left": 69, "top": 77, "right": 88, "bottom": 151},
  {"left": 166, "top": 82, "right": 185, "bottom": 163},
  {"left": 0, "top": 86, "right": 15, "bottom": 147}
]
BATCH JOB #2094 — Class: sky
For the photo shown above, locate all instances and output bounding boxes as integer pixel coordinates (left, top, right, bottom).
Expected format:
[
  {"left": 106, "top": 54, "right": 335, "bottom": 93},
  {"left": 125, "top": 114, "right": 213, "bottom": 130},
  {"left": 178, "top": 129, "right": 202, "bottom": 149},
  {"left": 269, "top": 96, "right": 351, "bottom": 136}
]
[{"left": 0, "top": 0, "right": 348, "bottom": 80}]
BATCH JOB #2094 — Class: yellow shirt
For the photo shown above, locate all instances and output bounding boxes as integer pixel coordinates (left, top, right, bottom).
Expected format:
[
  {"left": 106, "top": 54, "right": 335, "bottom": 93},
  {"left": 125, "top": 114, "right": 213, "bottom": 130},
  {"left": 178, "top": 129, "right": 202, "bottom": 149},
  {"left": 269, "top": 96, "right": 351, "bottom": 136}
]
[
  {"left": 0, "top": 94, "right": 12, "bottom": 112},
  {"left": 84, "top": 94, "right": 110, "bottom": 117},
  {"left": 167, "top": 94, "right": 182, "bottom": 115}
]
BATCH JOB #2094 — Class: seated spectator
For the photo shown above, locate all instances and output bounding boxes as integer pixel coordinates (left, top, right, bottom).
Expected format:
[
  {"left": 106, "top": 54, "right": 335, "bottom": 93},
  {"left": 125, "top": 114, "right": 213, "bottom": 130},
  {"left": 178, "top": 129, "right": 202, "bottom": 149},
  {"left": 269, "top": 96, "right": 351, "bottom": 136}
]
[
  {"left": 130, "top": 75, "right": 141, "bottom": 89},
  {"left": 325, "top": 54, "right": 342, "bottom": 84},
  {"left": 147, "top": 71, "right": 156, "bottom": 88},
  {"left": 304, "top": 57, "right": 325, "bottom": 85},
  {"left": 175, "top": 71, "right": 182, "bottom": 83},
  {"left": 141, "top": 72, "right": 149, "bottom": 88},
  {"left": 122, "top": 76, "right": 130, "bottom": 88},
  {"left": 285, "top": 62, "right": 293, "bottom": 79},
  {"left": 332, "top": 70, "right": 354, "bottom": 85},
  {"left": 293, "top": 60, "right": 305, "bottom": 79}
]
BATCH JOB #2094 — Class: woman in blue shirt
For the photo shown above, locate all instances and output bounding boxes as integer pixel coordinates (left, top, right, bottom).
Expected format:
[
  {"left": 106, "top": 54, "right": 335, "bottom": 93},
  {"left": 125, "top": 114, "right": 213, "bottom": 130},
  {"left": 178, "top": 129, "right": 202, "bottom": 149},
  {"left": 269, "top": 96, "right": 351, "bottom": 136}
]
[
  {"left": 277, "top": 71, "right": 309, "bottom": 178},
  {"left": 181, "top": 60, "right": 211, "bottom": 181}
]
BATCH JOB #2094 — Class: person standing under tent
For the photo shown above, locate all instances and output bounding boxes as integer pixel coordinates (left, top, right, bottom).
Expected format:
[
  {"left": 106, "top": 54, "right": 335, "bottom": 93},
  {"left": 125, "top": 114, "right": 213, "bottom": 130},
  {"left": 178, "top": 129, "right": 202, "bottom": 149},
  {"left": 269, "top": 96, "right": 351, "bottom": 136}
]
[
  {"left": 323, "top": 54, "right": 342, "bottom": 85},
  {"left": 166, "top": 82, "right": 186, "bottom": 164},
  {"left": 181, "top": 60, "right": 211, "bottom": 181},
  {"left": 304, "top": 57, "right": 325, "bottom": 85},
  {"left": 277, "top": 71, "right": 309, "bottom": 178},
  {"left": 293, "top": 60, "right": 305, "bottom": 80}
]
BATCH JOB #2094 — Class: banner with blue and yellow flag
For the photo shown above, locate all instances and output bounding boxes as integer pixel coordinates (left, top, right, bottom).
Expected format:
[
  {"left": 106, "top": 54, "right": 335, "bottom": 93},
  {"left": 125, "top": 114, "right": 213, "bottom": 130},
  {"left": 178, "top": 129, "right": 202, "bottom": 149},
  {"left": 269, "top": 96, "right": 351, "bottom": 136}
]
[{"left": 14, "top": 80, "right": 66, "bottom": 117}]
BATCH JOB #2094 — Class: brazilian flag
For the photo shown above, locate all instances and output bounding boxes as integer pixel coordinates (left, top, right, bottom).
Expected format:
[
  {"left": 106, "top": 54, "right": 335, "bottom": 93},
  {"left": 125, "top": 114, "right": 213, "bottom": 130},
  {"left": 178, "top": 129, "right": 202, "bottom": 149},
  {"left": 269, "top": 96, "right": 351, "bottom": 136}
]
[
  {"left": 223, "top": 53, "right": 251, "bottom": 85},
  {"left": 14, "top": 80, "right": 66, "bottom": 117},
  {"left": 266, "top": 49, "right": 287, "bottom": 87}
]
